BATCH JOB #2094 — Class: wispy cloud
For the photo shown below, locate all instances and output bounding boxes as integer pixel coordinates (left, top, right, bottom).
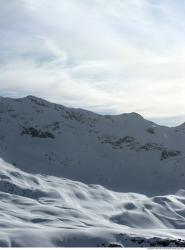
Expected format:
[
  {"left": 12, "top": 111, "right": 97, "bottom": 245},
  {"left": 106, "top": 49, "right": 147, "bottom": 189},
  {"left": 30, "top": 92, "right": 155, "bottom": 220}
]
[{"left": 0, "top": 0, "right": 184, "bottom": 125}]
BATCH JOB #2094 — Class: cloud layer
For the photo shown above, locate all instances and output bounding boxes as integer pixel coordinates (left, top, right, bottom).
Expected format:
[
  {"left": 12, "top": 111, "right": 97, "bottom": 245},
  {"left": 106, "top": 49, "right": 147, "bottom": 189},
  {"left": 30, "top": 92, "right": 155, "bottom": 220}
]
[{"left": 0, "top": 0, "right": 184, "bottom": 125}]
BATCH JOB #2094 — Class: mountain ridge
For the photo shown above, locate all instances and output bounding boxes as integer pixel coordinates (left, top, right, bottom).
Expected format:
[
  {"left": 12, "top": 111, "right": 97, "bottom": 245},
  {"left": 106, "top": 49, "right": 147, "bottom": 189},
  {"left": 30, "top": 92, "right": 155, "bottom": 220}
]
[{"left": 1, "top": 95, "right": 183, "bottom": 128}]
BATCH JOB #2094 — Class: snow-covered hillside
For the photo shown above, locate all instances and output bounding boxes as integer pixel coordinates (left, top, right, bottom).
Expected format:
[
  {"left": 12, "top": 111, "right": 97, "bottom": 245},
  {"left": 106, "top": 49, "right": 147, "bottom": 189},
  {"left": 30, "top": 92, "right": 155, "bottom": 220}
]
[
  {"left": 1, "top": 158, "right": 185, "bottom": 247},
  {"left": 0, "top": 95, "right": 184, "bottom": 195}
]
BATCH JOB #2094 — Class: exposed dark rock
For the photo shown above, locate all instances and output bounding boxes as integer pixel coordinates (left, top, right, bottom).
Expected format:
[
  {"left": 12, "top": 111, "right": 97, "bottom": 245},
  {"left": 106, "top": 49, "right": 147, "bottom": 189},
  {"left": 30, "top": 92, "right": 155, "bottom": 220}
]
[
  {"left": 140, "top": 143, "right": 164, "bottom": 151},
  {"left": 100, "top": 136, "right": 136, "bottom": 149},
  {"left": 118, "top": 234, "right": 185, "bottom": 247},
  {"left": 146, "top": 127, "right": 155, "bottom": 134},
  {"left": 161, "top": 149, "right": 181, "bottom": 160},
  {"left": 97, "top": 243, "right": 123, "bottom": 247},
  {"left": 64, "top": 110, "right": 99, "bottom": 127},
  {"left": 21, "top": 127, "right": 55, "bottom": 139}
]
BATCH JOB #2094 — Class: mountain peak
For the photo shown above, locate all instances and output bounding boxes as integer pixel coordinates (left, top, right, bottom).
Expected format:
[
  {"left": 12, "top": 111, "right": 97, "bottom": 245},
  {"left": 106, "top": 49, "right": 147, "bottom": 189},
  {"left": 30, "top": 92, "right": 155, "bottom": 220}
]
[
  {"left": 117, "top": 112, "right": 144, "bottom": 121},
  {"left": 25, "top": 95, "right": 46, "bottom": 101},
  {"left": 23, "top": 95, "right": 51, "bottom": 107},
  {"left": 129, "top": 112, "right": 144, "bottom": 119}
]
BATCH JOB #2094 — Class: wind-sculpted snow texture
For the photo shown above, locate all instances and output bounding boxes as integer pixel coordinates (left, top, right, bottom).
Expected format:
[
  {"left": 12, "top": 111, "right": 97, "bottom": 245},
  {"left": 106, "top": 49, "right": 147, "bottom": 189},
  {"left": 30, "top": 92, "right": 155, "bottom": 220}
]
[
  {"left": 0, "top": 96, "right": 184, "bottom": 195},
  {"left": 1, "top": 159, "right": 185, "bottom": 247}
]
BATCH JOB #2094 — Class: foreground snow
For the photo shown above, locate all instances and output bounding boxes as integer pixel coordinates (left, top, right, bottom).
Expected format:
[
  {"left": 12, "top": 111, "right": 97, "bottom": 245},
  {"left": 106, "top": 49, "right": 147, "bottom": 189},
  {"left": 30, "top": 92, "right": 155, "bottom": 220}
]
[{"left": 1, "top": 159, "right": 185, "bottom": 247}]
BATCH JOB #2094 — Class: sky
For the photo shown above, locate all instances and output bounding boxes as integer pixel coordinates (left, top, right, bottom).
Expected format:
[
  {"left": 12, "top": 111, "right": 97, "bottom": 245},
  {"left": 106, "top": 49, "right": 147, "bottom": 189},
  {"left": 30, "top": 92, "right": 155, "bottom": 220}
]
[{"left": 0, "top": 0, "right": 184, "bottom": 126}]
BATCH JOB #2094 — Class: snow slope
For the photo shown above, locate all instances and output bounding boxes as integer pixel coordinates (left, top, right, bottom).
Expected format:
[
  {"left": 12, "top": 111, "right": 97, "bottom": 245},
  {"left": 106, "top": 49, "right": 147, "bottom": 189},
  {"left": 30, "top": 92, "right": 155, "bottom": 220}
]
[
  {"left": 0, "top": 95, "right": 184, "bottom": 195},
  {"left": 1, "top": 159, "right": 185, "bottom": 247}
]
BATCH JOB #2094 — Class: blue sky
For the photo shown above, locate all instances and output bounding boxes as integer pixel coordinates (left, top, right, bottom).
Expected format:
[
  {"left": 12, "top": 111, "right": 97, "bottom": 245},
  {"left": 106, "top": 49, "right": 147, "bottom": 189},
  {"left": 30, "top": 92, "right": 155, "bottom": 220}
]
[{"left": 0, "top": 0, "right": 184, "bottom": 126}]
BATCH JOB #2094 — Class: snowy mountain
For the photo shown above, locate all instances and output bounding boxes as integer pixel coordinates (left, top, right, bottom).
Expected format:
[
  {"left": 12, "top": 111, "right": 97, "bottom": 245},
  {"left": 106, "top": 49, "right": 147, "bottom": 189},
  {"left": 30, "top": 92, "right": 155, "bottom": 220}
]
[
  {"left": 0, "top": 95, "right": 185, "bottom": 247},
  {"left": 0, "top": 95, "right": 184, "bottom": 196},
  {"left": 1, "top": 158, "right": 185, "bottom": 247}
]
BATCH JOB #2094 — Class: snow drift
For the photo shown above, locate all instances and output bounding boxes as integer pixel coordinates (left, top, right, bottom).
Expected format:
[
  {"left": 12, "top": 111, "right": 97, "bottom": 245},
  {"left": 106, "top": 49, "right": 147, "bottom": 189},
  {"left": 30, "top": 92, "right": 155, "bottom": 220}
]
[{"left": 0, "top": 159, "right": 185, "bottom": 247}]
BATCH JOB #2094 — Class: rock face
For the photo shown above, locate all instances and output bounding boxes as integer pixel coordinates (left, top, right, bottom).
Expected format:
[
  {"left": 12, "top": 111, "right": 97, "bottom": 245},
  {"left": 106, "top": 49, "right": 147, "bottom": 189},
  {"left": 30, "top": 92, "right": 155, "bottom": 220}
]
[
  {"left": 0, "top": 95, "right": 184, "bottom": 195},
  {"left": 21, "top": 127, "right": 55, "bottom": 139}
]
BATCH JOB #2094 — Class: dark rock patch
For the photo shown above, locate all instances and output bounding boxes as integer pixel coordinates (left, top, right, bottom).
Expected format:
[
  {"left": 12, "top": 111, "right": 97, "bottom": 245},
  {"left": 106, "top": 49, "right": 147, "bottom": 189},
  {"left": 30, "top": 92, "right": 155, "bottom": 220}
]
[
  {"left": 21, "top": 127, "right": 55, "bottom": 139},
  {"left": 161, "top": 149, "right": 181, "bottom": 160},
  {"left": 146, "top": 127, "right": 155, "bottom": 134}
]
